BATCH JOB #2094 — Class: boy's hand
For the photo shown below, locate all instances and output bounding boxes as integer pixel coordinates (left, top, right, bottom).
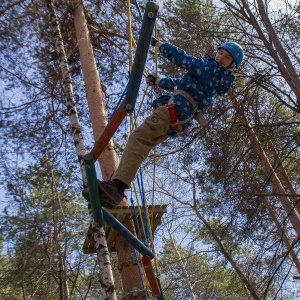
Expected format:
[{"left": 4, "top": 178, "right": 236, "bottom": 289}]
[
  {"left": 151, "top": 37, "right": 159, "bottom": 46},
  {"left": 146, "top": 74, "right": 157, "bottom": 86}
]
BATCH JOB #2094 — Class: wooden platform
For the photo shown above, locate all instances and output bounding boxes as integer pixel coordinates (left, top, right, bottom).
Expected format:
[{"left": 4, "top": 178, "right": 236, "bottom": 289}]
[{"left": 82, "top": 204, "right": 167, "bottom": 254}]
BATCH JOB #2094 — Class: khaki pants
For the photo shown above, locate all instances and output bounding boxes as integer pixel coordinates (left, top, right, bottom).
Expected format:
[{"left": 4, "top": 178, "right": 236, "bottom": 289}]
[{"left": 113, "top": 106, "right": 171, "bottom": 186}]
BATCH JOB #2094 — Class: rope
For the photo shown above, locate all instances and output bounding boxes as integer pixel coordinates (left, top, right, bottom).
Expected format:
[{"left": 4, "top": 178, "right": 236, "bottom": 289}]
[
  {"left": 133, "top": 0, "right": 143, "bottom": 20},
  {"left": 129, "top": 217, "right": 153, "bottom": 299},
  {"left": 151, "top": 153, "right": 159, "bottom": 272},
  {"left": 132, "top": 0, "right": 163, "bottom": 293},
  {"left": 137, "top": 170, "right": 152, "bottom": 242},
  {"left": 131, "top": 222, "right": 149, "bottom": 299},
  {"left": 130, "top": 84, "right": 149, "bottom": 130},
  {"left": 126, "top": 2, "right": 161, "bottom": 298},
  {"left": 130, "top": 192, "right": 142, "bottom": 240},
  {"left": 115, "top": 1, "right": 164, "bottom": 297}
]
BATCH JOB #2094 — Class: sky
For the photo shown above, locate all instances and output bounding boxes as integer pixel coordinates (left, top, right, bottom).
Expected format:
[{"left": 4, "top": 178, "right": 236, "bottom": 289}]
[{"left": 270, "top": 0, "right": 298, "bottom": 9}]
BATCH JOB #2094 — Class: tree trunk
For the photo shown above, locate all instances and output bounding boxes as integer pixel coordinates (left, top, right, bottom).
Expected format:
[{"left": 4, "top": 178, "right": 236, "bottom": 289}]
[
  {"left": 250, "top": 99, "right": 300, "bottom": 216},
  {"left": 166, "top": 183, "right": 258, "bottom": 299},
  {"left": 267, "top": 140, "right": 300, "bottom": 216},
  {"left": 71, "top": 0, "right": 119, "bottom": 179},
  {"left": 70, "top": 1, "right": 144, "bottom": 298},
  {"left": 166, "top": 225, "right": 198, "bottom": 300},
  {"left": 223, "top": 0, "right": 300, "bottom": 104},
  {"left": 255, "top": 0, "right": 300, "bottom": 103},
  {"left": 115, "top": 236, "right": 145, "bottom": 299},
  {"left": 245, "top": 163, "right": 300, "bottom": 274},
  {"left": 47, "top": 1, "right": 117, "bottom": 298},
  {"left": 231, "top": 95, "right": 300, "bottom": 238}
]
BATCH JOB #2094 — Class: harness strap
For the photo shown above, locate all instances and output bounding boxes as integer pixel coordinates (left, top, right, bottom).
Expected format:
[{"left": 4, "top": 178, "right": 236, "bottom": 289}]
[
  {"left": 166, "top": 96, "right": 180, "bottom": 131},
  {"left": 166, "top": 90, "right": 199, "bottom": 132},
  {"left": 194, "top": 111, "right": 208, "bottom": 127},
  {"left": 174, "top": 90, "right": 198, "bottom": 111}
]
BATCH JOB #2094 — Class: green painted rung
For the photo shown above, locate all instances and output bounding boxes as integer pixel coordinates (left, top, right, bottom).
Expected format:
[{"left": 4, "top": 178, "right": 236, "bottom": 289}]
[{"left": 84, "top": 153, "right": 104, "bottom": 227}]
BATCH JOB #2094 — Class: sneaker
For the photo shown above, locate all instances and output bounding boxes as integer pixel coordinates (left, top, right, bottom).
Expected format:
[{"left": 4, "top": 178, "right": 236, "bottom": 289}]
[
  {"left": 97, "top": 180, "right": 126, "bottom": 208},
  {"left": 82, "top": 180, "right": 126, "bottom": 209}
]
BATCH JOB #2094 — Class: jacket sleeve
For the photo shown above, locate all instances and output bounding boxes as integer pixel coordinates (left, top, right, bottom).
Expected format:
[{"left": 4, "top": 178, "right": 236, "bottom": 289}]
[
  {"left": 159, "top": 42, "right": 206, "bottom": 76},
  {"left": 216, "top": 70, "right": 235, "bottom": 95},
  {"left": 158, "top": 77, "right": 181, "bottom": 92}
]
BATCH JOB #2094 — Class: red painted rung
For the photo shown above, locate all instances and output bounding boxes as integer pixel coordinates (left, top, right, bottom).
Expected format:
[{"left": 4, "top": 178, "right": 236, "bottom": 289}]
[
  {"left": 142, "top": 255, "right": 161, "bottom": 297},
  {"left": 90, "top": 102, "right": 127, "bottom": 161}
]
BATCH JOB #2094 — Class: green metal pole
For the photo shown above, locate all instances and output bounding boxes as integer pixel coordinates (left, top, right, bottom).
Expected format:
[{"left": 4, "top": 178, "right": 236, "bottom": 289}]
[
  {"left": 84, "top": 153, "right": 104, "bottom": 227},
  {"left": 156, "top": 277, "right": 165, "bottom": 300}
]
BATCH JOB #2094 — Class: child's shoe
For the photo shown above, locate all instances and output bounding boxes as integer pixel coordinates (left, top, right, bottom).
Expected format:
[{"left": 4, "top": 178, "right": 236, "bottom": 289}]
[
  {"left": 82, "top": 180, "right": 126, "bottom": 208},
  {"left": 97, "top": 180, "right": 126, "bottom": 207}
]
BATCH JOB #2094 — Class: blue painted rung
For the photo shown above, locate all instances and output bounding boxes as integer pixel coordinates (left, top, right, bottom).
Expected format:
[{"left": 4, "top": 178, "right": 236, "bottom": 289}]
[
  {"left": 102, "top": 207, "right": 154, "bottom": 259},
  {"left": 123, "top": 1, "right": 159, "bottom": 113}
]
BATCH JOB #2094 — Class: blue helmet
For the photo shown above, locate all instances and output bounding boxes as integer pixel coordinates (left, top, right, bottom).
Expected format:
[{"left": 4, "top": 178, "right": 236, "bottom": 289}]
[{"left": 217, "top": 42, "right": 244, "bottom": 69}]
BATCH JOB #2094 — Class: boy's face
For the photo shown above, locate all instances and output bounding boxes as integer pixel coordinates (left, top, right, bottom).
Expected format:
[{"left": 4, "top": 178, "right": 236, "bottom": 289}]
[{"left": 215, "top": 49, "right": 234, "bottom": 68}]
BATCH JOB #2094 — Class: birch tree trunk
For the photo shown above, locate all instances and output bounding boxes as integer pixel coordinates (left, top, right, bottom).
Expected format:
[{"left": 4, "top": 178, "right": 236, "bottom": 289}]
[{"left": 46, "top": 1, "right": 117, "bottom": 298}]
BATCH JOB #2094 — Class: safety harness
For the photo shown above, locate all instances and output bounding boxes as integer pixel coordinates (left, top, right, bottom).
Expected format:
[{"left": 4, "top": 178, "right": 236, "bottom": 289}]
[{"left": 166, "top": 89, "right": 207, "bottom": 132}]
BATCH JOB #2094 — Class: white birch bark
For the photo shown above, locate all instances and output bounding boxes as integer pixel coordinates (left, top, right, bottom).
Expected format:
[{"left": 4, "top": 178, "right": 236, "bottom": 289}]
[{"left": 46, "top": 1, "right": 117, "bottom": 298}]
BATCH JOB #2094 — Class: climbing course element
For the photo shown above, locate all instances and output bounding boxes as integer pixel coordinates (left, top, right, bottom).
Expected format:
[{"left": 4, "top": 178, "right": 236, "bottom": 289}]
[
  {"left": 157, "top": 277, "right": 165, "bottom": 300},
  {"left": 142, "top": 255, "right": 161, "bottom": 297},
  {"left": 102, "top": 207, "right": 154, "bottom": 259},
  {"left": 84, "top": 153, "right": 104, "bottom": 227},
  {"left": 90, "top": 1, "right": 159, "bottom": 161},
  {"left": 123, "top": 1, "right": 159, "bottom": 113},
  {"left": 81, "top": 2, "right": 167, "bottom": 298},
  {"left": 82, "top": 205, "right": 167, "bottom": 254}
]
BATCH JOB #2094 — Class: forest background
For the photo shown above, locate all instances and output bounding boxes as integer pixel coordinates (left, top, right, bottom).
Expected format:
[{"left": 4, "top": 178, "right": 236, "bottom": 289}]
[{"left": 1, "top": 0, "right": 300, "bottom": 299}]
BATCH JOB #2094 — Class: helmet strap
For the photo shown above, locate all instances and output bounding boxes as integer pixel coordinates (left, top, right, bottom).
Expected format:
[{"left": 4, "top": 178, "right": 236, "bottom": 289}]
[{"left": 228, "top": 61, "right": 236, "bottom": 69}]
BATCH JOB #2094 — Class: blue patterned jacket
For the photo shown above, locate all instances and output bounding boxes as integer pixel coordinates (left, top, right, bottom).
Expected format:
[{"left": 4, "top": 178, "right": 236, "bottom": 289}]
[{"left": 152, "top": 42, "right": 235, "bottom": 132}]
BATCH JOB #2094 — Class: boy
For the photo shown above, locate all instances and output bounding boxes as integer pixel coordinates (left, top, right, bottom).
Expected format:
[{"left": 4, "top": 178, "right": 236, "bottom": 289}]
[{"left": 84, "top": 39, "right": 244, "bottom": 207}]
